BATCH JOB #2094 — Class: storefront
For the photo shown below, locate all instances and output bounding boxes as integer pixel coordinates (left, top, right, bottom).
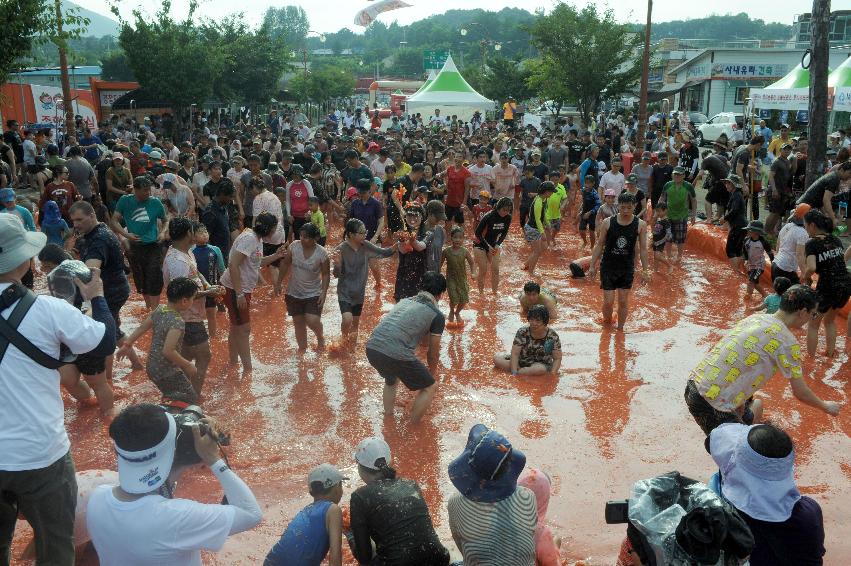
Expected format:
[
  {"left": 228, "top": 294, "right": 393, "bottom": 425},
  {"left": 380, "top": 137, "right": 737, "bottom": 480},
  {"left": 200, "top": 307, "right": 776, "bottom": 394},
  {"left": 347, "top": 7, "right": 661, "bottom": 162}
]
[{"left": 670, "top": 48, "right": 851, "bottom": 118}]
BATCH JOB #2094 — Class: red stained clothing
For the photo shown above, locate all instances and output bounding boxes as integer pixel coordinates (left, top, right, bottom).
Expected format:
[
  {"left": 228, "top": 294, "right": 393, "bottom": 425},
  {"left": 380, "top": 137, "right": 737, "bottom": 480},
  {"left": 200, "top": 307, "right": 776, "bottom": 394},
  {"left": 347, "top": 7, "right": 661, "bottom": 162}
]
[{"left": 445, "top": 166, "right": 471, "bottom": 208}]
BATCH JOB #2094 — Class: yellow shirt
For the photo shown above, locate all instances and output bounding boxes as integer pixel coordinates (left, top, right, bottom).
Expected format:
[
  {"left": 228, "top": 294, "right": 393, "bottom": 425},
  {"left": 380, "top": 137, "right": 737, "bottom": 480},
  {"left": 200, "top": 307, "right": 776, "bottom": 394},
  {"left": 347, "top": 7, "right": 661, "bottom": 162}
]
[
  {"left": 767, "top": 136, "right": 789, "bottom": 156},
  {"left": 309, "top": 209, "right": 326, "bottom": 237},
  {"left": 503, "top": 102, "right": 516, "bottom": 120},
  {"left": 691, "top": 313, "right": 802, "bottom": 411}
]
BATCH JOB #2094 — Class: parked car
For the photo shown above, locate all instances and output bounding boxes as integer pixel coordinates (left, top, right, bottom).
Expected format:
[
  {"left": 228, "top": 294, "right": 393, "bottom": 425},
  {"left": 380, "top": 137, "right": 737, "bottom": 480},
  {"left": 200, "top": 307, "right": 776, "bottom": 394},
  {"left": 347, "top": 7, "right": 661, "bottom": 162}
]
[
  {"left": 696, "top": 113, "right": 746, "bottom": 146},
  {"left": 687, "top": 112, "right": 709, "bottom": 126}
]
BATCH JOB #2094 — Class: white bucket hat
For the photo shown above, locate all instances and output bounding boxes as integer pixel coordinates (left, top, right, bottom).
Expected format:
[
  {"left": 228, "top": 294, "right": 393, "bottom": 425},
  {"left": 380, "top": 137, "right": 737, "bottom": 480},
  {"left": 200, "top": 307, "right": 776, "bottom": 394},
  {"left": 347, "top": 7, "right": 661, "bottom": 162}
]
[
  {"left": 0, "top": 213, "right": 46, "bottom": 274},
  {"left": 709, "top": 423, "right": 800, "bottom": 522}
]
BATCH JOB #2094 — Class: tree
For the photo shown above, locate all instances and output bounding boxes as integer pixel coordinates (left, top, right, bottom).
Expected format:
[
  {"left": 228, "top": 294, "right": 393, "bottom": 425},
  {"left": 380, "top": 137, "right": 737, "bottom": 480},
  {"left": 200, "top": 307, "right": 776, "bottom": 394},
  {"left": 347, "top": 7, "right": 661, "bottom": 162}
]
[
  {"left": 100, "top": 50, "right": 135, "bottom": 81},
  {"left": 525, "top": 58, "right": 575, "bottom": 117},
  {"left": 527, "top": 3, "right": 642, "bottom": 122},
  {"left": 116, "top": 0, "right": 224, "bottom": 132},
  {"left": 204, "top": 17, "right": 291, "bottom": 105},
  {"left": 386, "top": 47, "right": 424, "bottom": 78},
  {"left": 479, "top": 56, "right": 533, "bottom": 104},
  {"left": 261, "top": 6, "right": 309, "bottom": 49},
  {"left": 288, "top": 66, "right": 355, "bottom": 104},
  {"left": 0, "top": 0, "right": 43, "bottom": 86}
]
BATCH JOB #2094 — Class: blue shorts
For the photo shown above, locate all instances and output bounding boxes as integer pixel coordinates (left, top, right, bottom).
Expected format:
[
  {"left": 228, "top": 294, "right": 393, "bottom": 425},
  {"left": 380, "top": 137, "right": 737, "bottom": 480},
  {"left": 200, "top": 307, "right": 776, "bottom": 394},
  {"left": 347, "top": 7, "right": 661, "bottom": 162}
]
[{"left": 524, "top": 224, "right": 544, "bottom": 242}]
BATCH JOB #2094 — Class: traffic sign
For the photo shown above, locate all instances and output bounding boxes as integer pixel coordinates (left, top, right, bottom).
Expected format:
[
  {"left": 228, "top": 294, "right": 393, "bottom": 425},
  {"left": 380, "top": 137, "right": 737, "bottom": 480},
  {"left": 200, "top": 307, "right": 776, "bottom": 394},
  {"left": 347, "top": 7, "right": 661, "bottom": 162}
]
[{"left": 423, "top": 50, "right": 449, "bottom": 71}]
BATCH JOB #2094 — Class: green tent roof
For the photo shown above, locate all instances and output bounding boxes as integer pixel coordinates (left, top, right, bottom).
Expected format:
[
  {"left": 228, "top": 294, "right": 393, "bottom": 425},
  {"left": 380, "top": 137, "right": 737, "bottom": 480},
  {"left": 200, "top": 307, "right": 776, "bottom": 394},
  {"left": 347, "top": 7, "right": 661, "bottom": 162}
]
[
  {"left": 418, "top": 55, "right": 480, "bottom": 95},
  {"left": 766, "top": 64, "right": 811, "bottom": 89},
  {"left": 828, "top": 56, "right": 851, "bottom": 88}
]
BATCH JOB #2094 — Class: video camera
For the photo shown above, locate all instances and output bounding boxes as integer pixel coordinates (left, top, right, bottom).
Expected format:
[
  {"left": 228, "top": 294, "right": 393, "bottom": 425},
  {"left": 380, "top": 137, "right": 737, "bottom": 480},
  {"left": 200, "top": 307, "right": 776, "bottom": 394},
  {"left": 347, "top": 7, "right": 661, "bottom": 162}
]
[{"left": 165, "top": 405, "right": 231, "bottom": 468}]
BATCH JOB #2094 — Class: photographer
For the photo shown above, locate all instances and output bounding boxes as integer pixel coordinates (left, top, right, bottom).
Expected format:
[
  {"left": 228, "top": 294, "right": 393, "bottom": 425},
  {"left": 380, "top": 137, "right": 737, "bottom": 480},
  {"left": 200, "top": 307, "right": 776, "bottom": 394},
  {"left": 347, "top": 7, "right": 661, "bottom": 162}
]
[
  {"left": 87, "top": 403, "right": 262, "bottom": 565},
  {"left": 0, "top": 214, "right": 116, "bottom": 565}
]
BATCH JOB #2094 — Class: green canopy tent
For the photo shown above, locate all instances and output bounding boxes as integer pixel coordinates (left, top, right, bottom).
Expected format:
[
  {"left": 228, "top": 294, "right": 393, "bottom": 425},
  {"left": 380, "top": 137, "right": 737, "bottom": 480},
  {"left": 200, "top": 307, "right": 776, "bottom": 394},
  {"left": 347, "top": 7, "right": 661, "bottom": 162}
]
[
  {"left": 829, "top": 56, "right": 851, "bottom": 112},
  {"left": 750, "top": 64, "right": 814, "bottom": 111},
  {"left": 404, "top": 55, "right": 494, "bottom": 121}
]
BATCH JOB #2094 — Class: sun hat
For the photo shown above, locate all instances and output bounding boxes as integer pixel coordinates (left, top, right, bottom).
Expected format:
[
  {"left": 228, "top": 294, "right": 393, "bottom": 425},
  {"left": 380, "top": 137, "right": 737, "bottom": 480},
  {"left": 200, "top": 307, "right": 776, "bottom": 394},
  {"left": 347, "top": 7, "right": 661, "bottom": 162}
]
[
  {"left": 0, "top": 213, "right": 47, "bottom": 274},
  {"left": 723, "top": 174, "right": 743, "bottom": 189},
  {"left": 745, "top": 220, "right": 766, "bottom": 234},
  {"left": 448, "top": 424, "right": 526, "bottom": 503},
  {"left": 681, "top": 130, "right": 694, "bottom": 141},
  {"left": 267, "top": 161, "right": 281, "bottom": 172},
  {"left": 354, "top": 437, "right": 391, "bottom": 471},
  {"left": 604, "top": 188, "right": 617, "bottom": 197},
  {"left": 709, "top": 423, "right": 800, "bottom": 522},
  {"left": 115, "top": 411, "right": 176, "bottom": 495},
  {"left": 308, "top": 463, "right": 348, "bottom": 492}
]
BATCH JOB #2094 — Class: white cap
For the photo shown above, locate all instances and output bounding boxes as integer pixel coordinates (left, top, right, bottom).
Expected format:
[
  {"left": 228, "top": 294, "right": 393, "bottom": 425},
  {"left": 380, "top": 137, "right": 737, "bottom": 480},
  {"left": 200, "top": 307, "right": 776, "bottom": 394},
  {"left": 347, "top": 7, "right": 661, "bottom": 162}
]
[
  {"left": 308, "top": 463, "right": 347, "bottom": 491},
  {"left": 354, "top": 437, "right": 391, "bottom": 470},
  {"left": 114, "top": 413, "right": 176, "bottom": 494}
]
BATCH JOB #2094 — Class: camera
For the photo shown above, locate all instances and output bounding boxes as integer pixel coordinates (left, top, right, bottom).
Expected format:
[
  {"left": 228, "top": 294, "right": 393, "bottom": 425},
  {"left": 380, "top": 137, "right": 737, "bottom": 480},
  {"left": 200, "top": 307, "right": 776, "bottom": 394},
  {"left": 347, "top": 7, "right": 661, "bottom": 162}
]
[
  {"left": 166, "top": 405, "right": 231, "bottom": 467},
  {"left": 605, "top": 499, "right": 630, "bottom": 524}
]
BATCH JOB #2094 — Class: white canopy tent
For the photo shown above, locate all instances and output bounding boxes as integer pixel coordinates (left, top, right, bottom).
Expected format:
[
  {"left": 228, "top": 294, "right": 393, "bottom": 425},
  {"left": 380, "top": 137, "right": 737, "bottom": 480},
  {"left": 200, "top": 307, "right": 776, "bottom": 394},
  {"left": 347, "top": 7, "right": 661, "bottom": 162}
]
[
  {"left": 749, "top": 64, "right": 812, "bottom": 111},
  {"left": 404, "top": 55, "right": 495, "bottom": 122}
]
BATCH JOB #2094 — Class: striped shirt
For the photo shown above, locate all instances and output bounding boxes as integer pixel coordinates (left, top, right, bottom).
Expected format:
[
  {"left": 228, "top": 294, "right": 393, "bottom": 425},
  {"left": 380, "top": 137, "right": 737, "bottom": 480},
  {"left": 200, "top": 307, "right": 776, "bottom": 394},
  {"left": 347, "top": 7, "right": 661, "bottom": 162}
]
[{"left": 447, "top": 487, "right": 537, "bottom": 566}]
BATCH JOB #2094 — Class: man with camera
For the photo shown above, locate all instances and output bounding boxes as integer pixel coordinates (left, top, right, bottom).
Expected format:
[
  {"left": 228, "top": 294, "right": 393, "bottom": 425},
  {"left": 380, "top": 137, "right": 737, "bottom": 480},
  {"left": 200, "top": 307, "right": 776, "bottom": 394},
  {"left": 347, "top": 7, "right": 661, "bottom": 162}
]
[
  {"left": 87, "top": 403, "right": 262, "bottom": 565},
  {"left": 0, "top": 214, "right": 116, "bottom": 565}
]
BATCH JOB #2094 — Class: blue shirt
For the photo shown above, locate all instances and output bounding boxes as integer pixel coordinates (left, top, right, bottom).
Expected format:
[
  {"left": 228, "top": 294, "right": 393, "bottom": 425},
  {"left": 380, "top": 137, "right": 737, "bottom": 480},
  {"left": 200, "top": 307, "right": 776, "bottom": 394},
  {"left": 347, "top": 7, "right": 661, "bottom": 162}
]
[
  {"left": 349, "top": 197, "right": 383, "bottom": 239},
  {"left": 41, "top": 219, "right": 69, "bottom": 246},
  {"left": 115, "top": 195, "right": 166, "bottom": 244},
  {"left": 757, "top": 127, "right": 773, "bottom": 148},
  {"left": 192, "top": 244, "right": 225, "bottom": 284},
  {"left": 79, "top": 134, "right": 102, "bottom": 161},
  {"left": 264, "top": 500, "right": 331, "bottom": 566},
  {"left": 1, "top": 205, "right": 36, "bottom": 231}
]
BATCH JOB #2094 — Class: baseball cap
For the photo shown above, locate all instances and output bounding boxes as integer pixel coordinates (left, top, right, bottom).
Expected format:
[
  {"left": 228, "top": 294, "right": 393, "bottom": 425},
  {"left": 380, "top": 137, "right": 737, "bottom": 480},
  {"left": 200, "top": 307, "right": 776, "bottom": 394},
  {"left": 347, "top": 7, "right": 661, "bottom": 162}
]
[
  {"left": 0, "top": 187, "right": 16, "bottom": 203},
  {"left": 112, "top": 151, "right": 124, "bottom": 160},
  {"left": 354, "top": 437, "right": 391, "bottom": 470},
  {"left": 308, "top": 463, "right": 348, "bottom": 493},
  {"left": 626, "top": 174, "right": 638, "bottom": 184},
  {"left": 115, "top": 412, "right": 176, "bottom": 494},
  {"left": 372, "top": 176, "right": 383, "bottom": 187},
  {"left": 641, "top": 151, "right": 652, "bottom": 159},
  {"left": 604, "top": 188, "right": 616, "bottom": 197},
  {"left": 672, "top": 166, "right": 686, "bottom": 175},
  {"left": 165, "top": 160, "right": 179, "bottom": 170},
  {"left": 305, "top": 144, "right": 316, "bottom": 152},
  {"left": 149, "top": 150, "right": 163, "bottom": 160},
  {"left": 781, "top": 143, "right": 794, "bottom": 150}
]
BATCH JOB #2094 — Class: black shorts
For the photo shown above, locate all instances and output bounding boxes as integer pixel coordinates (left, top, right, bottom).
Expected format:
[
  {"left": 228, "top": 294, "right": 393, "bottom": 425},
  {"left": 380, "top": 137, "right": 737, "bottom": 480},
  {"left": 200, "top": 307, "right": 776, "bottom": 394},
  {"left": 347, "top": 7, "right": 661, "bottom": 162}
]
[
  {"left": 815, "top": 286, "right": 851, "bottom": 313},
  {"left": 725, "top": 228, "right": 746, "bottom": 258},
  {"left": 128, "top": 242, "right": 164, "bottom": 296},
  {"left": 74, "top": 353, "right": 106, "bottom": 376},
  {"left": 285, "top": 294, "right": 320, "bottom": 317},
  {"left": 183, "top": 321, "right": 209, "bottom": 347},
  {"left": 292, "top": 216, "right": 308, "bottom": 238},
  {"left": 705, "top": 182, "right": 729, "bottom": 206},
  {"left": 770, "top": 263, "right": 800, "bottom": 285},
  {"left": 263, "top": 242, "right": 283, "bottom": 267},
  {"left": 445, "top": 205, "right": 464, "bottom": 224},
  {"left": 339, "top": 301, "right": 364, "bottom": 317},
  {"left": 243, "top": 215, "right": 254, "bottom": 228},
  {"left": 748, "top": 269, "right": 764, "bottom": 284},
  {"left": 685, "top": 380, "right": 753, "bottom": 435},
  {"left": 366, "top": 347, "right": 434, "bottom": 391},
  {"left": 579, "top": 215, "right": 596, "bottom": 231},
  {"left": 600, "top": 269, "right": 634, "bottom": 291}
]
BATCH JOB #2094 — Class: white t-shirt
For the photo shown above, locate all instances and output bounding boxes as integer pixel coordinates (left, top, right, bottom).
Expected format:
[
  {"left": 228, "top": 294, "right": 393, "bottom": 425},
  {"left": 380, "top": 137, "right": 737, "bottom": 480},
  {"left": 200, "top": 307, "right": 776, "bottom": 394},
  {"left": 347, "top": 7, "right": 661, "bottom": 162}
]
[
  {"left": 162, "top": 247, "right": 206, "bottom": 323},
  {"left": 252, "top": 190, "right": 285, "bottom": 245},
  {"left": 192, "top": 171, "right": 210, "bottom": 193},
  {"left": 23, "top": 139, "right": 37, "bottom": 165},
  {"left": 773, "top": 222, "right": 809, "bottom": 273},
  {"left": 0, "top": 286, "right": 105, "bottom": 470},
  {"left": 370, "top": 157, "right": 393, "bottom": 178},
  {"left": 467, "top": 164, "right": 495, "bottom": 193},
  {"left": 599, "top": 171, "right": 625, "bottom": 196},
  {"left": 87, "top": 486, "right": 235, "bottom": 566},
  {"left": 220, "top": 229, "right": 263, "bottom": 293}
]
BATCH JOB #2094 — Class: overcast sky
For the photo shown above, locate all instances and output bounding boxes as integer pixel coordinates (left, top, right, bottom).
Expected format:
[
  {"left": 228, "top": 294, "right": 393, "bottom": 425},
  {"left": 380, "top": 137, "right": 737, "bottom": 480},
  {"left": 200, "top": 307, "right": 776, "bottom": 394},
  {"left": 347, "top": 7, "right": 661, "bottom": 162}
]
[{"left": 76, "top": 0, "right": 814, "bottom": 33}]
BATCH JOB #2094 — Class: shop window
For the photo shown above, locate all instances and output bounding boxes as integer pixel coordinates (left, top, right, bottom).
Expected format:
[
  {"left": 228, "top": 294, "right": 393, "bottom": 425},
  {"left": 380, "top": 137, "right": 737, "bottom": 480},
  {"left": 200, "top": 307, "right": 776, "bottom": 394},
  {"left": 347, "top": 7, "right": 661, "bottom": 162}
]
[{"left": 734, "top": 86, "right": 749, "bottom": 105}]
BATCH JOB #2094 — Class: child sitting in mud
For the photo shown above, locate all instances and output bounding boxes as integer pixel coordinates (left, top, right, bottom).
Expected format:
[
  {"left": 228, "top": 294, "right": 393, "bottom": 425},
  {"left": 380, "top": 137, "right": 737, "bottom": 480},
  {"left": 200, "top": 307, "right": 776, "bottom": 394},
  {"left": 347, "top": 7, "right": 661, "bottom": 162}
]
[
  {"left": 264, "top": 464, "right": 345, "bottom": 566},
  {"left": 518, "top": 281, "right": 558, "bottom": 321}
]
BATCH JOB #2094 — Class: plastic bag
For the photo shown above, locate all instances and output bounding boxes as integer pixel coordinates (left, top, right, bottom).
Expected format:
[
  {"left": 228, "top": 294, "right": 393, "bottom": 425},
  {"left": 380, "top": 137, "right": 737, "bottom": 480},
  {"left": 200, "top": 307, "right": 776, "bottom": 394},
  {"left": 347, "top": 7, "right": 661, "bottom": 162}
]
[{"left": 47, "top": 260, "right": 91, "bottom": 304}]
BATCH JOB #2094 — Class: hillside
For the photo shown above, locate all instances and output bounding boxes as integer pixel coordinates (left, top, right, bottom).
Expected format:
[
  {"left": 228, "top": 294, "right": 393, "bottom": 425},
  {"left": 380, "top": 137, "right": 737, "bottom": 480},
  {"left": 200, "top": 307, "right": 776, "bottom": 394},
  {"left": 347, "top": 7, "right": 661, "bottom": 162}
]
[
  {"left": 65, "top": 0, "right": 119, "bottom": 37},
  {"left": 642, "top": 13, "right": 792, "bottom": 41}
]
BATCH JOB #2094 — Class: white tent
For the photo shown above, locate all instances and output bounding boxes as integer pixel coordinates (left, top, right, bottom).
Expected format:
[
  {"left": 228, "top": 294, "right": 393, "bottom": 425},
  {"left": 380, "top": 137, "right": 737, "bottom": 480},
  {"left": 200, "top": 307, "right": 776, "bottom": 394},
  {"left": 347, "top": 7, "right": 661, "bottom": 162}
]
[
  {"left": 404, "top": 55, "right": 494, "bottom": 121},
  {"left": 409, "top": 69, "right": 437, "bottom": 97},
  {"left": 749, "top": 64, "right": 812, "bottom": 111}
]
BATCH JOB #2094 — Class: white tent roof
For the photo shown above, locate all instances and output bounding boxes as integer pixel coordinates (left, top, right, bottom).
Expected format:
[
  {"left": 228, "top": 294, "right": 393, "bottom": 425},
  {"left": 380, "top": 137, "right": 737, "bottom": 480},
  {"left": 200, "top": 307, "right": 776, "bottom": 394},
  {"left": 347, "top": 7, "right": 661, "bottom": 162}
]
[{"left": 410, "top": 70, "right": 437, "bottom": 97}]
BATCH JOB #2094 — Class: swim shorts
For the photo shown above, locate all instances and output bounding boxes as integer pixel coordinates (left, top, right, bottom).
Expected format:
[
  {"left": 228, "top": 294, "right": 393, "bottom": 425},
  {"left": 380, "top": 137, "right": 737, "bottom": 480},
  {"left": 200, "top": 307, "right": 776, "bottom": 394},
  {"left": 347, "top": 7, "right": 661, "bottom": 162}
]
[
  {"left": 670, "top": 219, "right": 688, "bottom": 245},
  {"left": 338, "top": 301, "right": 364, "bottom": 317},
  {"left": 600, "top": 269, "right": 634, "bottom": 291},
  {"left": 366, "top": 347, "right": 434, "bottom": 391},
  {"left": 815, "top": 285, "right": 851, "bottom": 314},
  {"left": 444, "top": 205, "right": 464, "bottom": 224},
  {"left": 725, "top": 228, "right": 747, "bottom": 258},
  {"left": 579, "top": 215, "right": 596, "bottom": 231},
  {"left": 223, "top": 288, "right": 251, "bottom": 325},
  {"left": 684, "top": 380, "right": 753, "bottom": 435},
  {"left": 748, "top": 269, "right": 763, "bottom": 284},
  {"left": 285, "top": 294, "right": 321, "bottom": 317},
  {"left": 524, "top": 224, "right": 544, "bottom": 242}
]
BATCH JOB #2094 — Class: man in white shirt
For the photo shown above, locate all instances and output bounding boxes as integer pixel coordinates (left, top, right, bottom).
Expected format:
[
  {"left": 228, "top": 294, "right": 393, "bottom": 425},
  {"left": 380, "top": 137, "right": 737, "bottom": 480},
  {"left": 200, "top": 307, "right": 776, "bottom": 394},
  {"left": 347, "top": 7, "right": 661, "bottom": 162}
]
[
  {"left": 467, "top": 150, "right": 495, "bottom": 203},
  {"left": 369, "top": 148, "right": 394, "bottom": 178},
  {"left": 429, "top": 109, "right": 444, "bottom": 127},
  {"left": 0, "top": 214, "right": 115, "bottom": 564},
  {"left": 599, "top": 157, "right": 626, "bottom": 197},
  {"left": 87, "top": 403, "right": 263, "bottom": 566}
]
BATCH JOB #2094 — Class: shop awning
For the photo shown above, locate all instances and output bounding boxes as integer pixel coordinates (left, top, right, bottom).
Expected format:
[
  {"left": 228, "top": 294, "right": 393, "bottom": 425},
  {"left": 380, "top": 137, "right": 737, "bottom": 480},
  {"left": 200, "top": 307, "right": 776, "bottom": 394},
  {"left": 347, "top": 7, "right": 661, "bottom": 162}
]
[{"left": 648, "top": 79, "right": 702, "bottom": 101}]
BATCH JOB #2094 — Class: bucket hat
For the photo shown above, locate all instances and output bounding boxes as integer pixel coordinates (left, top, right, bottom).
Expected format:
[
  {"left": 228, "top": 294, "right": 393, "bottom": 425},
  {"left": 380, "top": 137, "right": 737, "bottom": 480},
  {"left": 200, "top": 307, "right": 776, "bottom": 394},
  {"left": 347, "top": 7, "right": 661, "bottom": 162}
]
[
  {"left": 448, "top": 424, "right": 526, "bottom": 503},
  {"left": 0, "top": 213, "right": 46, "bottom": 274}
]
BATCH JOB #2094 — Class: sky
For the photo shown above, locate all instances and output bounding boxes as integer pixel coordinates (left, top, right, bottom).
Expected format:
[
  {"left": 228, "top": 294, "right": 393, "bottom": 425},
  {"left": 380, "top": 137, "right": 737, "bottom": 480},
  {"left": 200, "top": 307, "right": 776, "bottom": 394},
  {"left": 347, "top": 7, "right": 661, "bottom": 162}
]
[{"left": 73, "top": 0, "right": 816, "bottom": 33}]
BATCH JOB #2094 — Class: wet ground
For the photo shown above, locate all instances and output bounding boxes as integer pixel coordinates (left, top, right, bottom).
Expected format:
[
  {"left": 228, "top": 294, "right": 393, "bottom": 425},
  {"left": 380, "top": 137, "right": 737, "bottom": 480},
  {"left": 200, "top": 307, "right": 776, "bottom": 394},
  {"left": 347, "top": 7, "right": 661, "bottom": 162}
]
[{"left": 11, "top": 219, "right": 851, "bottom": 565}]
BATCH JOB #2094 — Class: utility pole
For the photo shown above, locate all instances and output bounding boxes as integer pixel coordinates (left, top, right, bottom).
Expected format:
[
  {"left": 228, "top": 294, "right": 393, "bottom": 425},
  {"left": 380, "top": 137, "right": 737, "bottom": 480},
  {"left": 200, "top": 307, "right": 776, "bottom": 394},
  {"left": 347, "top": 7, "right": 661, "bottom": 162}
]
[
  {"left": 806, "top": 0, "right": 830, "bottom": 188},
  {"left": 55, "top": 0, "right": 75, "bottom": 138},
  {"left": 636, "top": 0, "right": 653, "bottom": 150}
]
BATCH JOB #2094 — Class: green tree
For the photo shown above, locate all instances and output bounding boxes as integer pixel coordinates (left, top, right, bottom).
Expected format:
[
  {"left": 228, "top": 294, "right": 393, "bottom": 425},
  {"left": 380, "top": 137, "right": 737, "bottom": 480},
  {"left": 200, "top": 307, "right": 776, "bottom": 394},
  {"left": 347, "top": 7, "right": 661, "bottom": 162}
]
[
  {"left": 479, "top": 56, "right": 533, "bottom": 103},
  {"left": 527, "top": 3, "right": 641, "bottom": 122},
  {"left": 261, "top": 6, "right": 309, "bottom": 49},
  {"left": 100, "top": 50, "right": 135, "bottom": 81},
  {"left": 525, "top": 57, "right": 574, "bottom": 116},
  {"left": 116, "top": 0, "right": 223, "bottom": 131},
  {"left": 288, "top": 66, "right": 355, "bottom": 104},
  {"left": 0, "top": 0, "right": 44, "bottom": 86},
  {"left": 386, "top": 47, "right": 424, "bottom": 78}
]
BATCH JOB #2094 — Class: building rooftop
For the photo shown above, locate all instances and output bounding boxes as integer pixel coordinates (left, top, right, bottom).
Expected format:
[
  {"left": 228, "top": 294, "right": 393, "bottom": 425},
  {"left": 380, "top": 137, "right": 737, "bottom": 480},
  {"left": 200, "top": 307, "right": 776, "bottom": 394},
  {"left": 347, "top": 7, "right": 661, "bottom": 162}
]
[{"left": 19, "top": 66, "right": 101, "bottom": 75}]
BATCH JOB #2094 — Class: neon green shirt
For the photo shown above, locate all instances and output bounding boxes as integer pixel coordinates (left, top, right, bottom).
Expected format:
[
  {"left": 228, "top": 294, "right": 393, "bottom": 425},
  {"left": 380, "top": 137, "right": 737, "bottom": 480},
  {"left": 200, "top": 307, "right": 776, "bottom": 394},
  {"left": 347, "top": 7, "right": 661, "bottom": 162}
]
[
  {"left": 310, "top": 209, "right": 326, "bottom": 237},
  {"left": 546, "top": 183, "right": 567, "bottom": 221}
]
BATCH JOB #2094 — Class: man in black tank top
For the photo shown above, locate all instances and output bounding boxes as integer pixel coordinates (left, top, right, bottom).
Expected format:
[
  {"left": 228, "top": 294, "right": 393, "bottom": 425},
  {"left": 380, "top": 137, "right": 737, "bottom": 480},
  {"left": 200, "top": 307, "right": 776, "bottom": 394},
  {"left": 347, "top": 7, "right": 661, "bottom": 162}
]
[{"left": 587, "top": 192, "right": 650, "bottom": 330}]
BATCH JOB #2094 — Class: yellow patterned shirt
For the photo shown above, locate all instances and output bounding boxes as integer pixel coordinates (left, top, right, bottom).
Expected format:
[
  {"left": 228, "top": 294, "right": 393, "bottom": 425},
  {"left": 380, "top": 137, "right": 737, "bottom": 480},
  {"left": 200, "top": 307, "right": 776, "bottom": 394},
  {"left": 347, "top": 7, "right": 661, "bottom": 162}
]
[{"left": 691, "top": 313, "right": 803, "bottom": 411}]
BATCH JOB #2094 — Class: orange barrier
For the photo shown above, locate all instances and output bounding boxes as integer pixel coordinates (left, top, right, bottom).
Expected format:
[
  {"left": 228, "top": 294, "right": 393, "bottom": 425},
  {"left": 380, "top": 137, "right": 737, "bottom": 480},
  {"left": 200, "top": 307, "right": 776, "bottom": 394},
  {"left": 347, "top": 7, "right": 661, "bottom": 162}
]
[{"left": 686, "top": 222, "right": 850, "bottom": 320}]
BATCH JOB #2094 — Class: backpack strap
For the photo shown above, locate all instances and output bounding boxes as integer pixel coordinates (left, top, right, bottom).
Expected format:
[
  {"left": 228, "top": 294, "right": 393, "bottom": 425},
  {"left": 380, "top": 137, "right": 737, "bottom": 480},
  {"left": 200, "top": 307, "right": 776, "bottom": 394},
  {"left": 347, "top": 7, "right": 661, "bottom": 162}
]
[{"left": 0, "top": 284, "right": 66, "bottom": 369}]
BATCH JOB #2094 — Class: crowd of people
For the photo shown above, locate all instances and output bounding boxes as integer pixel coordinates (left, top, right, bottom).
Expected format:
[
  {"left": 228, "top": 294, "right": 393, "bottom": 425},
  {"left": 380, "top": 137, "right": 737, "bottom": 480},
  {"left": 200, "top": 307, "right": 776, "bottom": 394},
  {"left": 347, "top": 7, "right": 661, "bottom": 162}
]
[{"left": 0, "top": 102, "right": 848, "bottom": 565}]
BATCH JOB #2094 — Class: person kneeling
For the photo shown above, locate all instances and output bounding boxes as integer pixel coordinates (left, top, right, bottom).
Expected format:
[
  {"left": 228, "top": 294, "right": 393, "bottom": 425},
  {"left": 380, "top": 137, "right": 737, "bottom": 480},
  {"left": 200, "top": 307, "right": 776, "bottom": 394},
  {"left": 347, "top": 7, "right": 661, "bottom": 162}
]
[
  {"left": 495, "top": 304, "right": 562, "bottom": 376},
  {"left": 87, "top": 403, "right": 262, "bottom": 565}
]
